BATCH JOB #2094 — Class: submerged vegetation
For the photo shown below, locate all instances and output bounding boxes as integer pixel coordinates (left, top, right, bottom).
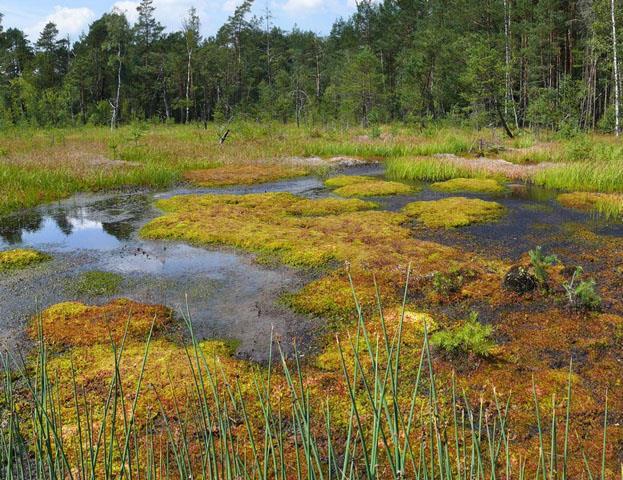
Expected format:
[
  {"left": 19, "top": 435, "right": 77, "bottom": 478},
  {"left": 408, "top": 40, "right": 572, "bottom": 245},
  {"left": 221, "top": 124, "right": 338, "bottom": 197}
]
[
  {"left": 403, "top": 197, "right": 506, "bottom": 228},
  {"left": 0, "top": 248, "right": 50, "bottom": 270},
  {"left": 70, "top": 270, "right": 124, "bottom": 296}
]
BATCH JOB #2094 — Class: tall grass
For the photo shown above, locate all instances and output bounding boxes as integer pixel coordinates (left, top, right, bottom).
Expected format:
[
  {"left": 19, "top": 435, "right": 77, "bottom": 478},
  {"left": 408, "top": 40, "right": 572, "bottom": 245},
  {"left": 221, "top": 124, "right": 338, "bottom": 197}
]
[
  {"left": 0, "top": 275, "right": 614, "bottom": 479},
  {"left": 385, "top": 157, "right": 485, "bottom": 182},
  {"left": 533, "top": 161, "right": 623, "bottom": 193}
]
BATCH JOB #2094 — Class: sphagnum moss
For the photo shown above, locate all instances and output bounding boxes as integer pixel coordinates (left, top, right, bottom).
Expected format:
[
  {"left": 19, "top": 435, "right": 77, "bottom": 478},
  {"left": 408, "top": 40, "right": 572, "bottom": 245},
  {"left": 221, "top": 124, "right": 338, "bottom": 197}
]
[
  {"left": 324, "top": 174, "right": 415, "bottom": 197},
  {"left": 141, "top": 192, "right": 504, "bottom": 317},
  {"left": 431, "top": 177, "right": 506, "bottom": 194},
  {"left": 0, "top": 248, "right": 50, "bottom": 271},
  {"left": 403, "top": 196, "right": 506, "bottom": 228},
  {"left": 31, "top": 298, "right": 173, "bottom": 348}
]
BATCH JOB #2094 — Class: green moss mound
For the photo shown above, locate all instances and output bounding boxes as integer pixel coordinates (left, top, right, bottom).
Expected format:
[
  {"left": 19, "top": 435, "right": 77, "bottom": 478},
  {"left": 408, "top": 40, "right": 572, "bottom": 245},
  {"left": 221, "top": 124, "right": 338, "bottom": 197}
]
[
  {"left": 325, "top": 175, "right": 414, "bottom": 197},
  {"left": 324, "top": 175, "right": 376, "bottom": 188},
  {"left": 403, "top": 197, "right": 506, "bottom": 228},
  {"left": 431, "top": 177, "right": 506, "bottom": 194},
  {"left": 333, "top": 180, "right": 413, "bottom": 197},
  {"left": 286, "top": 198, "right": 378, "bottom": 216},
  {"left": 0, "top": 248, "right": 50, "bottom": 271},
  {"left": 71, "top": 270, "right": 124, "bottom": 296}
]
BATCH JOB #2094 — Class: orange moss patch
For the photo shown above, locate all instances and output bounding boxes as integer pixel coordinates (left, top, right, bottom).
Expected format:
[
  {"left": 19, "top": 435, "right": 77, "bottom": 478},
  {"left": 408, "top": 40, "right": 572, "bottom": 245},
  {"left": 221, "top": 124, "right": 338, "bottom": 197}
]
[
  {"left": 32, "top": 299, "right": 173, "bottom": 348},
  {"left": 184, "top": 164, "right": 310, "bottom": 186}
]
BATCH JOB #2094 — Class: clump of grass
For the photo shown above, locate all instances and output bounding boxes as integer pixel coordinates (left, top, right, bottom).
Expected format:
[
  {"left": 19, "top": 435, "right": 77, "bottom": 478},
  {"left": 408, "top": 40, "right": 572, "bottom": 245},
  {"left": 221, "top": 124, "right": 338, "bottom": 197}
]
[
  {"left": 431, "top": 177, "right": 506, "bottom": 194},
  {"left": 403, "top": 196, "right": 506, "bottom": 228},
  {"left": 386, "top": 156, "right": 474, "bottom": 182},
  {"left": 558, "top": 192, "right": 623, "bottom": 220},
  {"left": 533, "top": 161, "right": 623, "bottom": 193},
  {"left": 430, "top": 312, "right": 495, "bottom": 357},
  {"left": 0, "top": 248, "right": 50, "bottom": 271},
  {"left": 563, "top": 266, "right": 601, "bottom": 310},
  {"left": 71, "top": 270, "right": 124, "bottom": 296}
]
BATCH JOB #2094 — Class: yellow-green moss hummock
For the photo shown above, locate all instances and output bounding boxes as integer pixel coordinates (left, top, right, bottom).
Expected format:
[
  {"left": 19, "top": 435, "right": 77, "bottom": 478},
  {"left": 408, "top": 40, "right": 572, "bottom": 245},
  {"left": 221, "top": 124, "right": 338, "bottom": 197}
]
[
  {"left": 558, "top": 192, "right": 623, "bottom": 219},
  {"left": 31, "top": 298, "right": 173, "bottom": 348},
  {"left": 184, "top": 164, "right": 310, "bottom": 187},
  {"left": 403, "top": 197, "right": 506, "bottom": 228},
  {"left": 0, "top": 248, "right": 50, "bottom": 271},
  {"left": 142, "top": 192, "right": 504, "bottom": 318},
  {"left": 324, "top": 175, "right": 376, "bottom": 188},
  {"left": 431, "top": 177, "right": 506, "bottom": 194},
  {"left": 286, "top": 197, "right": 378, "bottom": 216},
  {"left": 324, "top": 175, "right": 414, "bottom": 197}
]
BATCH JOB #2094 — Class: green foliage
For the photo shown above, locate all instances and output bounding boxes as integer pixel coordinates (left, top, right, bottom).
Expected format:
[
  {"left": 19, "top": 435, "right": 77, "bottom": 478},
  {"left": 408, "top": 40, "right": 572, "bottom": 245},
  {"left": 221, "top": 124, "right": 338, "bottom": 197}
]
[
  {"left": 430, "top": 312, "right": 495, "bottom": 357},
  {"left": 528, "top": 246, "right": 557, "bottom": 286},
  {"left": 432, "top": 270, "right": 463, "bottom": 296},
  {"left": 563, "top": 266, "right": 601, "bottom": 311}
]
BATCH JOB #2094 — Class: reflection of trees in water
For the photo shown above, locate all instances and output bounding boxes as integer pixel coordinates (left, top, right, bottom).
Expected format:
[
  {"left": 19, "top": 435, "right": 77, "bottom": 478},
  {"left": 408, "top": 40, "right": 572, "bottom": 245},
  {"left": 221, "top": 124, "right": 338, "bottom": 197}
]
[
  {"left": 92, "top": 195, "right": 151, "bottom": 220},
  {"left": 0, "top": 211, "right": 44, "bottom": 244},
  {"left": 102, "top": 222, "right": 134, "bottom": 240},
  {"left": 51, "top": 211, "right": 73, "bottom": 236}
]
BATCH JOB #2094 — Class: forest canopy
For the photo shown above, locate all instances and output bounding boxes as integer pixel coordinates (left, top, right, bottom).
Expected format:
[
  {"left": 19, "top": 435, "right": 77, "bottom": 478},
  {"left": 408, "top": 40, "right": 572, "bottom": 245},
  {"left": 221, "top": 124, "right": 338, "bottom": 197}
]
[{"left": 0, "top": 0, "right": 622, "bottom": 134}]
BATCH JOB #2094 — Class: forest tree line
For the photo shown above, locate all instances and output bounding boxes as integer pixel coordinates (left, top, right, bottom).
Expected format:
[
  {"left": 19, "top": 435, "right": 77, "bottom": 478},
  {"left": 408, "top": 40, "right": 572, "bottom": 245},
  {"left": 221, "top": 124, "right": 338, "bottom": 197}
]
[{"left": 0, "top": 0, "right": 622, "bottom": 134}]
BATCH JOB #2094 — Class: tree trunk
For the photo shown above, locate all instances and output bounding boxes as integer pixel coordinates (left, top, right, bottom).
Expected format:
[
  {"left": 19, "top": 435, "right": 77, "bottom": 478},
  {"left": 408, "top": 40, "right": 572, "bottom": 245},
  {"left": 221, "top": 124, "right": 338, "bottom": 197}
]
[
  {"left": 111, "top": 44, "right": 122, "bottom": 131},
  {"left": 186, "top": 49, "right": 192, "bottom": 123},
  {"left": 612, "top": 0, "right": 621, "bottom": 136}
]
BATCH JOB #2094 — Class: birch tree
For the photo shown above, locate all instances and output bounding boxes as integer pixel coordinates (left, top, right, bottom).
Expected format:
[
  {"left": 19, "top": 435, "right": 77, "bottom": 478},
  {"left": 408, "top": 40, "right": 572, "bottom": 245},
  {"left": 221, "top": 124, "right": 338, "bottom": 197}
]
[
  {"left": 612, "top": 0, "right": 620, "bottom": 136},
  {"left": 182, "top": 7, "right": 200, "bottom": 124},
  {"left": 105, "top": 11, "right": 130, "bottom": 130}
]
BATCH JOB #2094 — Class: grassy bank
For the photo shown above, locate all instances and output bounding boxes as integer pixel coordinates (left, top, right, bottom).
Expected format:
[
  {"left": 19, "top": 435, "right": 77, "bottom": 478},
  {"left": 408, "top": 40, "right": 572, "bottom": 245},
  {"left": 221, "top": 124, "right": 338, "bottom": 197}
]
[{"left": 2, "top": 123, "right": 623, "bottom": 216}]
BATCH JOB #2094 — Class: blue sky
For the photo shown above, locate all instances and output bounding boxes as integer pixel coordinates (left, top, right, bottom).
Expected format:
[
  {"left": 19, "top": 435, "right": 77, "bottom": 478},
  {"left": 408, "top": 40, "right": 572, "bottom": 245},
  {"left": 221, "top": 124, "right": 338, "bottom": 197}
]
[{"left": 0, "top": 0, "right": 356, "bottom": 41}]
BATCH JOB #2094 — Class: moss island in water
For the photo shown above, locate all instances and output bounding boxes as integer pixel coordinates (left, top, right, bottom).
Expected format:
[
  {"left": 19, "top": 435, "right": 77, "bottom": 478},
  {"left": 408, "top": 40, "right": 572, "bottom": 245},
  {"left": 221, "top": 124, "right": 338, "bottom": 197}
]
[
  {"left": 141, "top": 192, "right": 504, "bottom": 318},
  {"left": 403, "top": 197, "right": 506, "bottom": 228},
  {"left": 325, "top": 174, "right": 414, "bottom": 197},
  {"left": 32, "top": 298, "right": 173, "bottom": 348},
  {"left": 0, "top": 248, "right": 50, "bottom": 271},
  {"left": 431, "top": 177, "right": 506, "bottom": 194}
]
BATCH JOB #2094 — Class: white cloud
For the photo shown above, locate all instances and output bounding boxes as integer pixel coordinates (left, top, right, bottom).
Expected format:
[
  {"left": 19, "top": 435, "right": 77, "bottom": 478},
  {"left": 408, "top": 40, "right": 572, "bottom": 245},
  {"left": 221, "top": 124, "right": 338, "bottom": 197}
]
[
  {"left": 221, "top": 0, "right": 242, "bottom": 13},
  {"left": 27, "top": 6, "right": 95, "bottom": 39},
  {"left": 282, "top": 0, "right": 325, "bottom": 12},
  {"left": 112, "top": 0, "right": 140, "bottom": 24}
]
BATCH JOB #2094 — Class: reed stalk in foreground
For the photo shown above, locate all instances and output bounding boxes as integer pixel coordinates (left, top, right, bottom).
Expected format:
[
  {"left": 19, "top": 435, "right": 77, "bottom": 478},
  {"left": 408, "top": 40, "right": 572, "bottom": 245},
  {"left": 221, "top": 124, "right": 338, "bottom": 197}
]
[{"left": 0, "top": 273, "right": 615, "bottom": 479}]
